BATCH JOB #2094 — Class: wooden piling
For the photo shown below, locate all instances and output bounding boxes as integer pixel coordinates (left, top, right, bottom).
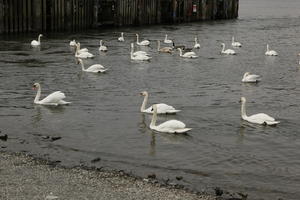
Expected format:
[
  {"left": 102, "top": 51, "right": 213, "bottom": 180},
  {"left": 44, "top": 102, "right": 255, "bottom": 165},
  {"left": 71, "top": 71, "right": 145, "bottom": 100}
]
[{"left": 0, "top": 0, "right": 3, "bottom": 34}]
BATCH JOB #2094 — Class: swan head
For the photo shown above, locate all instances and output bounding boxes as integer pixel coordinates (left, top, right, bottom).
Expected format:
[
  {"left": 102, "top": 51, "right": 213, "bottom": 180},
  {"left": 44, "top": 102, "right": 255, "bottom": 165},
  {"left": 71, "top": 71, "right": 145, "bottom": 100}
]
[
  {"left": 221, "top": 43, "right": 225, "bottom": 46},
  {"left": 39, "top": 34, "right": 43, "bottom": 37},
  {"left": 240, "top": 97, "right": 246, "bottom": 103},
  {"left": 32, "top": 83, "right": 40, "bottom": 90},
  {"left": 243, "top": 72, "right": 250, "bottom": 78},
  {"left": 140, "top": 91, "right": 148, "bottom": 96},
  {"left": 135, "top": 34, "right": 139, "bottom": 37}
]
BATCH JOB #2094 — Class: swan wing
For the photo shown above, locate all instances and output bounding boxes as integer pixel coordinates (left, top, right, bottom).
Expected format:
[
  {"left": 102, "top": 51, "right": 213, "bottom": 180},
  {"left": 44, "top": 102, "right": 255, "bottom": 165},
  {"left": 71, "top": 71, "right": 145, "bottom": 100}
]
[
  {"left": 145, "top": 104, "right": 180, "bottom": 114},
  {"left": 78, "top": 48, "right": 89, "bottom": 53},
  {"left": 157, "top": 120, "right": 186, "bottom": 130},
  {"left": 140, "top": 40, "right": 150, "bottom": 46},
  {"left": 31, "top": 40, "right": 39, "bottom": 46},
  {"left": 243, "top": 74, "right": 260, "bottom": 82},
  {"left": 133, "top": 51, "right": 149, "bottom": 56},
  {"left": 40, "top": 91, "right": 66, "bottom": 104},
  {"left": 247, "top": 113, "right": 276, "bottom": 124},
  {"left": 88, "top": 64, "right": 105, "bottom": 70}
]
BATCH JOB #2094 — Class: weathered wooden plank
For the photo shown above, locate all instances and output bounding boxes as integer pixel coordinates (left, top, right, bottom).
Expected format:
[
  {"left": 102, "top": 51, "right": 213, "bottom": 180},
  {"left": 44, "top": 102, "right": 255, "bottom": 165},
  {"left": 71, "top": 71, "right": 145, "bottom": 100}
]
[
  {"left": 27, "top": 0, "right": 32, "bottom": 31},
  {"left": 61, "top": 0, "right": 65, "bottom": 30},
  {"left": 3, "top": 0, "right": 8, "bottom": 33},
  {"left": 18, "top": 0, "right": 22, "bottom": 32},
  {"left": 58, "top": 0, "right": 61, "bottom": 31}
]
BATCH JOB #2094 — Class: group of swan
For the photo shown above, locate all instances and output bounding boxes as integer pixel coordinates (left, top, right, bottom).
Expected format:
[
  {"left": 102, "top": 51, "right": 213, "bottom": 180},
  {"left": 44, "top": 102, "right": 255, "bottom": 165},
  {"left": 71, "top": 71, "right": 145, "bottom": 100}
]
[
  {"left": 30, "top": 33, "right": 281, "bottom": 128},
  {"left": 139, "top": 91, "right": 190, "bottom": 133},
  {"left": 130, "top": 43, "right": 151, "bottom": 61}
]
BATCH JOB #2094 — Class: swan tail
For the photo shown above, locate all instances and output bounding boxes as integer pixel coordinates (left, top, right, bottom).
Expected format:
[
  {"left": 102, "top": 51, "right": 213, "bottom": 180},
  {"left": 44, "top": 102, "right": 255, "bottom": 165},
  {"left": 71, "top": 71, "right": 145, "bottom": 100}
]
[
  {"left": 166, "top": 110, "right": 181, "bottom": 114},
  {"left": 264, "top": 121, "right": 280, "bottom": 126},
  {"left": 173, "top": 128, "right": 192, "bottom": 134},
  {"left": 59, "top": 100, "right": 71, "bottom": 105}
]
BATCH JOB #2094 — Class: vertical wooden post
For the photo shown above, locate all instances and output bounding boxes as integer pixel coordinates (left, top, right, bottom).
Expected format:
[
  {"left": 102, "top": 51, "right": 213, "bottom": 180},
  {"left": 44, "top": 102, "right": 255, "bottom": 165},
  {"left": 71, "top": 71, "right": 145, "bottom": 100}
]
[
  {"left": 42, "top": 0, "right": 46, "bottom": 31},
  {"left": 27, "top": 0, "right": 32, "bottom": 31},
  {"left": 18, "top": 0, "right": 23, "bottom": 32},
  {"left": 0, "top": 0, "right": 3, "bottom": 34},
  {"left": 33, "top": 0, "right": 42, "bottom": 32},
  {"left": 66, "top": 0, "right": 71, "bottom": 30},
  {"left": 13, "top": 0, "right": 18, "bottom": 32},
  {"left": 23, "top": 0, "right": 27, "bottom": 32}
]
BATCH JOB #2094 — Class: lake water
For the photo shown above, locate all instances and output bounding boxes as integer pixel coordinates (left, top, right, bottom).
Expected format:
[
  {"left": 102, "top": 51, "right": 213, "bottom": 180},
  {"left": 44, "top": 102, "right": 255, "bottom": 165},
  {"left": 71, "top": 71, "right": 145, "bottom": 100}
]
[{"left": 1, "top": 0, "right": 300, "bottom": 199}]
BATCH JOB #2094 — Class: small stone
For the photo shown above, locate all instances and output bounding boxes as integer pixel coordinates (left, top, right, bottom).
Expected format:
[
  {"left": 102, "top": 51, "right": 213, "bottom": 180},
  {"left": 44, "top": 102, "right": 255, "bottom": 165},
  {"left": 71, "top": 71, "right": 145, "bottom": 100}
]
[
  {"left": 51, "top": 136, "right": 62, "bottom": 141},
  {"left": 91, "top": 157, "right": 101, "bottom": 163},
  {"left": 214, "top": 187, "right": 223, "bottom": 196},
  {"left": 0, "top": 134, "right": 8, "bottom": 141},
  {"left": 175, "top": 176, "right": 183, "bottom": 181},
  {"left": 147, "top": 173, "right": 156, "bottom": 179}
]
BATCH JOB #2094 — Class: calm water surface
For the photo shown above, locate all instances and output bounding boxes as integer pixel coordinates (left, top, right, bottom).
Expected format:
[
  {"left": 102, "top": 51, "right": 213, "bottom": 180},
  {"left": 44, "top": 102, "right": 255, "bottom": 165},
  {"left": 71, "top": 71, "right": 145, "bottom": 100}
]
[{"left": 1, "top": 0, "right": 300, "bottom": 199}]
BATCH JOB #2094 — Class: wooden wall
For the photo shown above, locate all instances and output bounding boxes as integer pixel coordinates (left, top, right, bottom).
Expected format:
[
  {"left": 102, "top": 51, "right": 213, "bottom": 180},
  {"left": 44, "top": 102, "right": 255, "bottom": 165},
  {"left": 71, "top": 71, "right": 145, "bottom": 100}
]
[
  {"left": 0, "top": 0, "right": 239, "bottom": 33},
  {"left": 0, "top": 0, "right": 94, "bottom": 33}
]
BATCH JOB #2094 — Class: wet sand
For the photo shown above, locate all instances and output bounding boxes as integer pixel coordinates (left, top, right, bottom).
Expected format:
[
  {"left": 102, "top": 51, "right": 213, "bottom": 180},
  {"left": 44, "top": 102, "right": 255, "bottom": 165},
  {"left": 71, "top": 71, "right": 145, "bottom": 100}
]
[{"left": 0, "top": 152, "right": 214, "bottom": 200}]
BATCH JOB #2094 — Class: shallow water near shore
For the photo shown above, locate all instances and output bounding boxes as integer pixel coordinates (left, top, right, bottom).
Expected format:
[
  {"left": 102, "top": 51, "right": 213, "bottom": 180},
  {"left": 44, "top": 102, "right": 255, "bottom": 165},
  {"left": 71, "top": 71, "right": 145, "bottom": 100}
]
[{"left": 1, "top": 0, "right": 300, "bottom": 199}]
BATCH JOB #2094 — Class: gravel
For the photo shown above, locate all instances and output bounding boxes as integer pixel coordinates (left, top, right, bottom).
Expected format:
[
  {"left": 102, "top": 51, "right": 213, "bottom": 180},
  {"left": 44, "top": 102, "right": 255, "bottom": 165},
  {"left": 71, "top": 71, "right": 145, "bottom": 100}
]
[{"left": 0, "top": 152, "right": 214, "bottom": 200}]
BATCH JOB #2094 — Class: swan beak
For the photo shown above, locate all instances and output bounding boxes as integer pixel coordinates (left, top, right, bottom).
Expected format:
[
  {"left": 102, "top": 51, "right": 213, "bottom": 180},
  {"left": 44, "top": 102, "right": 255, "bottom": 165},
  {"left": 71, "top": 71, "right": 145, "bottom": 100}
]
[
  {"left": 238, "top": 100, "right": 242, "bottom": 103},
  {"left": 139, "top": 92, "right": 144, "bottom": 96}
]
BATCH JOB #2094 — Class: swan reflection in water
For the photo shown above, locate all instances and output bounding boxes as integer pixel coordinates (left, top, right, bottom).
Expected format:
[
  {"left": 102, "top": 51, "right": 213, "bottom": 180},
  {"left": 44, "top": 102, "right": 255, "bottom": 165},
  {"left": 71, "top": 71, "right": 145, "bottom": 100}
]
[{"left": 32, "top": 105, "right": 66, "bottom": 125}]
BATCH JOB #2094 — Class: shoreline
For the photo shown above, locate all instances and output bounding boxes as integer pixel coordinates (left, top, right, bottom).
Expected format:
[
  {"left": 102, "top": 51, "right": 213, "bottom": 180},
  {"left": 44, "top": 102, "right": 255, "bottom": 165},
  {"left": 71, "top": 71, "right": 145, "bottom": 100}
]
[{"left": 0, "top": 151, "right": 215, "bottom": 200}]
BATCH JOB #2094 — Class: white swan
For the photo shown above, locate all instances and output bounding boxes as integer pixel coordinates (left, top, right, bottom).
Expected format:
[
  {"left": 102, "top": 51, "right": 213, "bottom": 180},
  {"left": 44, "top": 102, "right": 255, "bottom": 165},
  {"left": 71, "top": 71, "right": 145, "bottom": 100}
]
[
  {"left": 231, "top": 36, "right": 242, "bottom": 47},
  {"left": 131, "top": 43, "right": 149, "bottom": 56},
  {"left": 140, "top": 91, "right": 180, "bottom": 114},
  {"left": 177, "top": 48, "right": 198, "bottom": 58},
  {"left": 164, "top": 34, "right": 172, "bottom": 44},
  {"left": 33, "top": 83, "right": 71, "bottom": 106},
  {"left": 77, "top": 58, "right": 107, "bottom": 73},
  {"left": 75, "top": 44, "right": 94, "bottom": 59},
  {"left": 242, "top": 72, "right": 261, "bottom": 83},
  {"left": 221, "top": 43, "right": 236, "bottom": 55},
  {"left": 136, "top": 34, "right": 150, "bottom": 46},
  {"left": 69, "top": 40, "right": 77, "bottom": 47},
  {"left": 157, "top": 40, "right": 172, "bottom": 53},
  {"left": 131, "top": 47, "right": 151, "bottom": 61},
  {"left": 31, "top": 34, "right": 43, "bottom": 46},
  {"left": 150, "top": 104, "right": 191, "bottom": 133},
  {"left": 265, "top": 44, "right": 278, "bottom": 56},
  {"left": 99, "top": 40, "right": 108, "bottom": 52},
  {"left": 194, "top": 37, "right": 201, "bottom": 49},
  {"left": 240, "top": 97, "right": 280, "bottom": 126},
  {"left": 118, "top": 32, "right": 125, "bottom": 42},
  {"left": 77, "top": 42, "right": 89, "bottom": 53}
]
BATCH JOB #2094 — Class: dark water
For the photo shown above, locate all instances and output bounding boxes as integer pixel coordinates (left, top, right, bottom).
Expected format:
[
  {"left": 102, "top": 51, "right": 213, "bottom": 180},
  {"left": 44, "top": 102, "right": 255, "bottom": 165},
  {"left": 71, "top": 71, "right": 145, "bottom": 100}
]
[{"left": 1, "top": 0, "right": 300, "bottom": 199}]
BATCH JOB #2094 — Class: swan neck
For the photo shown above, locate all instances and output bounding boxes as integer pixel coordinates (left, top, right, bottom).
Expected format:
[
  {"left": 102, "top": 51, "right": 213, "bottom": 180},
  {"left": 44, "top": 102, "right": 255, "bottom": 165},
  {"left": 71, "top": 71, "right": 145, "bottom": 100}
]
[
  {"left": 241, "top": 101, "right": 247, "bottom": 119},
  {"left": 136, "top": 35, "right": 139, "bottom": 43},
  {"left": 232, "top": 37, "right": 234, "bottom": 43},
  {"left": 80, "top": 60, "right": 85, "bottom": 71},
  {"left": 157, "top": 41, "right": 160, "bottom": 51},
  {"left": 222, "top": 44, "right": 225, "bottom": 52},
  {"left": 140, "top": 94, "right": 148, "bottom": 112},
  {"left": 100, "top": 41, "right": 103, "bottom": 46},
  {"left": 34, "top": 86, "right": 41, "bottom": 103},
  {"left": 179, "top": 49, "right": 182, "bottom": 56},
  {"left": 150, "top": 107, "right": 157, "bottom": 128},
  {"left": 38, "top": 35, "right": 41, "bottom": 43},
  {"left": 267, "top": 44, "right": 269, "bottom": 51}
]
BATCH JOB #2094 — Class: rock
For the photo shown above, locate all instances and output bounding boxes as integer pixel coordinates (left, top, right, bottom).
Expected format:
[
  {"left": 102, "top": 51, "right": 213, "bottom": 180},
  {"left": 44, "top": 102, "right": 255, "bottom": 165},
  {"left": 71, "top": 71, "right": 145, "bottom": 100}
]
[
  {"left": 147, "top": 173, "right": 156, "bottom": 179},
  {"left": 51, "top": 136, "right": 62, "bottom": 141},
  {"left": 176, "top": 176, "right": 183, "bottom": 181},
  {"left": 1, "top": 146, "right": 7, "bottom": 148},
  {"left": 91, "top": 157, "right": 101, "bottom": 163},
  {"left": 214, "top": 187, "right": 223, "bottom": 196},
  {"left": 0, "top": 134, "right": 8, "bottom": 141}
]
